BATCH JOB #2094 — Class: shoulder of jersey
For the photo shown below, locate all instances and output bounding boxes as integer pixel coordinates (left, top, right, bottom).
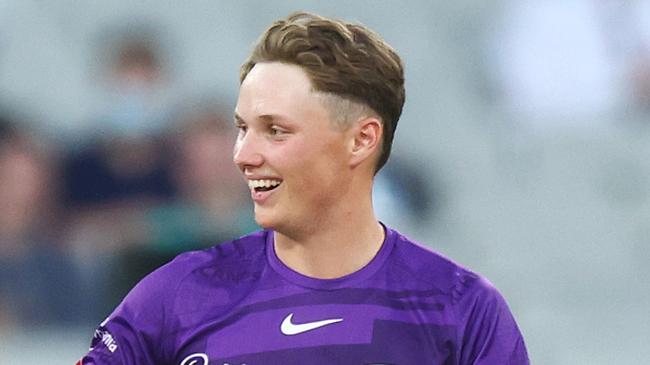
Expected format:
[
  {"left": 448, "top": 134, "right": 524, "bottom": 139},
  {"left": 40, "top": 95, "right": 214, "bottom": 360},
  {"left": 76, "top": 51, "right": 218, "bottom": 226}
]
[
  {"left": 166, "top": 230, "right": 265, "bottom": 263},
  {"left": 390, "top": 231, "right": 485, "bottom": 304},
  {"left": 155, "top": 230, "right": 267, "bottom": 283}
]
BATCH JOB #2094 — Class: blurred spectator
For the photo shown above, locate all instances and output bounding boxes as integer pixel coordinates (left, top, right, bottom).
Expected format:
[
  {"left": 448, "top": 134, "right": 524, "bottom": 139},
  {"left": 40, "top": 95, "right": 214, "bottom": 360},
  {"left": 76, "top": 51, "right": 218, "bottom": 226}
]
[
  {"left": 89, "top": 22, "right": 175, "bottom": 141},
  {"left": 115, "top": 98, "right": 257, "bottom": 292},
  {"left": 61, "top": 25, "right": 178, "bottom": 321},
  {"left": 161, "top": 98, "right": 257, "bottom": 249},
  {"left": 0, "top": 113, "right": 82, "bottom": 329},
  {"left": 64, "top": 24, "right": 176, "bottom": 208}
]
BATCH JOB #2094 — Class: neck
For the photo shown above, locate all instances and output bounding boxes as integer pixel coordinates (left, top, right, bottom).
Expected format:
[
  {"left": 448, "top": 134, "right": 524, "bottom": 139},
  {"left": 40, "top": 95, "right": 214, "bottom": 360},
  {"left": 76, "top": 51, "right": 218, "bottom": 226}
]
[{"left": 273, "top": 197, "right": 385, "bottom": 279}]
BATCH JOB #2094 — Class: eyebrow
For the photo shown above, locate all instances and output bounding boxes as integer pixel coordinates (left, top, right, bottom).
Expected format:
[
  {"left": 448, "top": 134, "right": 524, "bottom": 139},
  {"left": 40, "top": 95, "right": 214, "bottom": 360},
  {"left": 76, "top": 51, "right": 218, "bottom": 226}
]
[{"left": 234, "top": 113, "right": 289, "bottom": 124}]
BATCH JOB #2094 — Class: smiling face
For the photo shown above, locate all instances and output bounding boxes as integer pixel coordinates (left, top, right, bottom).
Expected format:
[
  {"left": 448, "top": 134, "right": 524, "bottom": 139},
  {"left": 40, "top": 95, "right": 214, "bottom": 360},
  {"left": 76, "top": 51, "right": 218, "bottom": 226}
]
[{"left": 234, "top": 62, "right": 355, "bottom": 235}]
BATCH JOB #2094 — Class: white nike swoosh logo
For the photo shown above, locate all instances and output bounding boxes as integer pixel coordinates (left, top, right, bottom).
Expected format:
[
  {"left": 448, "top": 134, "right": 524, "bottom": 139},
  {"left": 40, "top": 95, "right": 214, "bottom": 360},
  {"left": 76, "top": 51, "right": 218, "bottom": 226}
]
[{"left": 280, "top": 313, "right": 343, "bottom": 335}]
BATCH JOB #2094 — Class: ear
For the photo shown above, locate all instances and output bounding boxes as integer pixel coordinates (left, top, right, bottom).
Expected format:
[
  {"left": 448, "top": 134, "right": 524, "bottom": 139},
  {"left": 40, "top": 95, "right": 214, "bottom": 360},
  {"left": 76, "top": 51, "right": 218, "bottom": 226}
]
[{"left": 349, "top": 116, "right": 382, "bottom": 168}]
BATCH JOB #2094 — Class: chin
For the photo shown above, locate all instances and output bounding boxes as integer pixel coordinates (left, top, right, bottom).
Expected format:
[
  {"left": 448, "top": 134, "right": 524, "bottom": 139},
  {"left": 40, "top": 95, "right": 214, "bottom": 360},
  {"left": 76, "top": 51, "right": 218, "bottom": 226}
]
[
  {"left": 254, "top": 210, "right": 300, "bottom": 236},
  {"left": 255, "top": 218, "right": 275, "bottom": 230},
  {"left": 253, "top": 208, "right": 279, "bottom": 230}
]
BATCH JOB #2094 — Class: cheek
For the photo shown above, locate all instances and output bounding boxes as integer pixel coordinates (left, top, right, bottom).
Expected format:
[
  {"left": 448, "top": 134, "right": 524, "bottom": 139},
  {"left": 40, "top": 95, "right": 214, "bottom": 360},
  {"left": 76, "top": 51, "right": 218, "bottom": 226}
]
[
  {"left": 275, "top": 134, "right": 349, "bottom": 195},
  {"left": 292, "top": 152, "right": 347, "bottom": 200}
]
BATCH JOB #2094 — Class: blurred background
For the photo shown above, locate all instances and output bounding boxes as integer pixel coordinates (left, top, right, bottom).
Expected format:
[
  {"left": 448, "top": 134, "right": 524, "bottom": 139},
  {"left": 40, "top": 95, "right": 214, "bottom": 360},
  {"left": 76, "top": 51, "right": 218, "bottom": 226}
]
[{"left": 1, "top": 0, "right": 649, "bottom": 363}]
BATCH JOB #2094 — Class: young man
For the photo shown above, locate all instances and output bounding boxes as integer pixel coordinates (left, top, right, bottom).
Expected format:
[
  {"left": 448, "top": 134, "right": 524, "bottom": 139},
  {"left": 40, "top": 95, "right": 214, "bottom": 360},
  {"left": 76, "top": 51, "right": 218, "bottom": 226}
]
[{"left": 78, "top": 12, "right": 529, "bottom": 364}]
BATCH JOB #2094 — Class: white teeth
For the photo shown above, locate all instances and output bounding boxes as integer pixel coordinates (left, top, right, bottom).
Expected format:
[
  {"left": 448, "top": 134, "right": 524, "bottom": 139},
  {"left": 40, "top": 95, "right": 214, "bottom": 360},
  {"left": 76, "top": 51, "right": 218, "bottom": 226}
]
[{"left": 248, "top": 179, "right": 282, "bottom": 189}]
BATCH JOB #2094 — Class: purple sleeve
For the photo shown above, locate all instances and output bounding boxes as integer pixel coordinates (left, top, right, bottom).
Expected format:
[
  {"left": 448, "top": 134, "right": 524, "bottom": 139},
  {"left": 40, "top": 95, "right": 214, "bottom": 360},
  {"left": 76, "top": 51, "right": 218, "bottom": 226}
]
[
  {"left": 457, "top": 276, "right": 530, "bottom": 365},
  {"left": 79, "top": 264, "right": 178, "bottom": 365}
]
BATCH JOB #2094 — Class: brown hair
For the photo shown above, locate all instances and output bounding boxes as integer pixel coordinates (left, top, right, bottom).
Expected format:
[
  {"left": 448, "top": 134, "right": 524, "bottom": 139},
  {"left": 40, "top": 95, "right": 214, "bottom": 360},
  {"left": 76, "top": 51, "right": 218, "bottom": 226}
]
[{"left": 240, "top": 11, "right": 405, "bottom": 172}]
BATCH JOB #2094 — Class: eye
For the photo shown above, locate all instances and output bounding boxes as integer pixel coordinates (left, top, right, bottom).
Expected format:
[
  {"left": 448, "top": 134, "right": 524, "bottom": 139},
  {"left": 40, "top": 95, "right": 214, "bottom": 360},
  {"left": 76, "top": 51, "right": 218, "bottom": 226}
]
[
  {"left": 235, "top": 123, "right": 247, "bottom": 136},
  {"left": 269, "top": 125, "right": 288, "bottom": 136}
]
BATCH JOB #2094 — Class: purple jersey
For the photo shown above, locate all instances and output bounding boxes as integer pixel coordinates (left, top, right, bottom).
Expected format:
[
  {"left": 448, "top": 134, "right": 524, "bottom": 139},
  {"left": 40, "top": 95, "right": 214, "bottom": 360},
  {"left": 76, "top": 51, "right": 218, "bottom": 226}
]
[{"left": 79, "top": 227, "right": 529, "bottom": 364}]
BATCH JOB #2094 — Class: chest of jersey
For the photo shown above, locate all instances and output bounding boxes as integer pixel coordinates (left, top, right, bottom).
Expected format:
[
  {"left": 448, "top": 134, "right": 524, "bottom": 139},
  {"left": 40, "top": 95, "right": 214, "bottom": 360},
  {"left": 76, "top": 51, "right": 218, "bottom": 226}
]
[{"left": 173, "top": 288, "right": 458, "bottom": 365}]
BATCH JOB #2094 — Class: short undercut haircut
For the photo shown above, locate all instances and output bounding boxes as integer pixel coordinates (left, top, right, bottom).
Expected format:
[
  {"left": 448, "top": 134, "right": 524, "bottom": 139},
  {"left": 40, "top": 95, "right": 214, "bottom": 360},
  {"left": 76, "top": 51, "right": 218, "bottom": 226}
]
[{"left": 240, "top": 11, "right": 405, "bottom": 172}]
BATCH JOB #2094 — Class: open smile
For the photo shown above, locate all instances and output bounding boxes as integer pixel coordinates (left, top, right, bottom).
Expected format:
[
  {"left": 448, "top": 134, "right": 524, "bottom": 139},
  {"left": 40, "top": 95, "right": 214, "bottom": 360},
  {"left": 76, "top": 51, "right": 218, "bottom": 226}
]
[
  {"left": 248, "top": 179, "right": 282, "bottom": 193},
  {"left": 248, "top": 179, "right": 282, "bottom": 204}
]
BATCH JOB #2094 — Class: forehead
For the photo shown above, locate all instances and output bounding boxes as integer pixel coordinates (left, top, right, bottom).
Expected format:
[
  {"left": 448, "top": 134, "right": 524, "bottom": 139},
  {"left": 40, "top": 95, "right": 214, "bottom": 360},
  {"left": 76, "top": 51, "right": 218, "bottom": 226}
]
[{"left": 235, "top": 62, "right": 326, "bottom": 121}]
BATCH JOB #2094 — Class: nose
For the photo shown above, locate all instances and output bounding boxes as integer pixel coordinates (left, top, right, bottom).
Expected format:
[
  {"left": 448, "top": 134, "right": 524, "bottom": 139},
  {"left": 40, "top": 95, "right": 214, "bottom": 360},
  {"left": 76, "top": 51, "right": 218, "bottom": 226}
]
[{"left": 233, "top": 130, "right": 263, "bottom": 170}]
